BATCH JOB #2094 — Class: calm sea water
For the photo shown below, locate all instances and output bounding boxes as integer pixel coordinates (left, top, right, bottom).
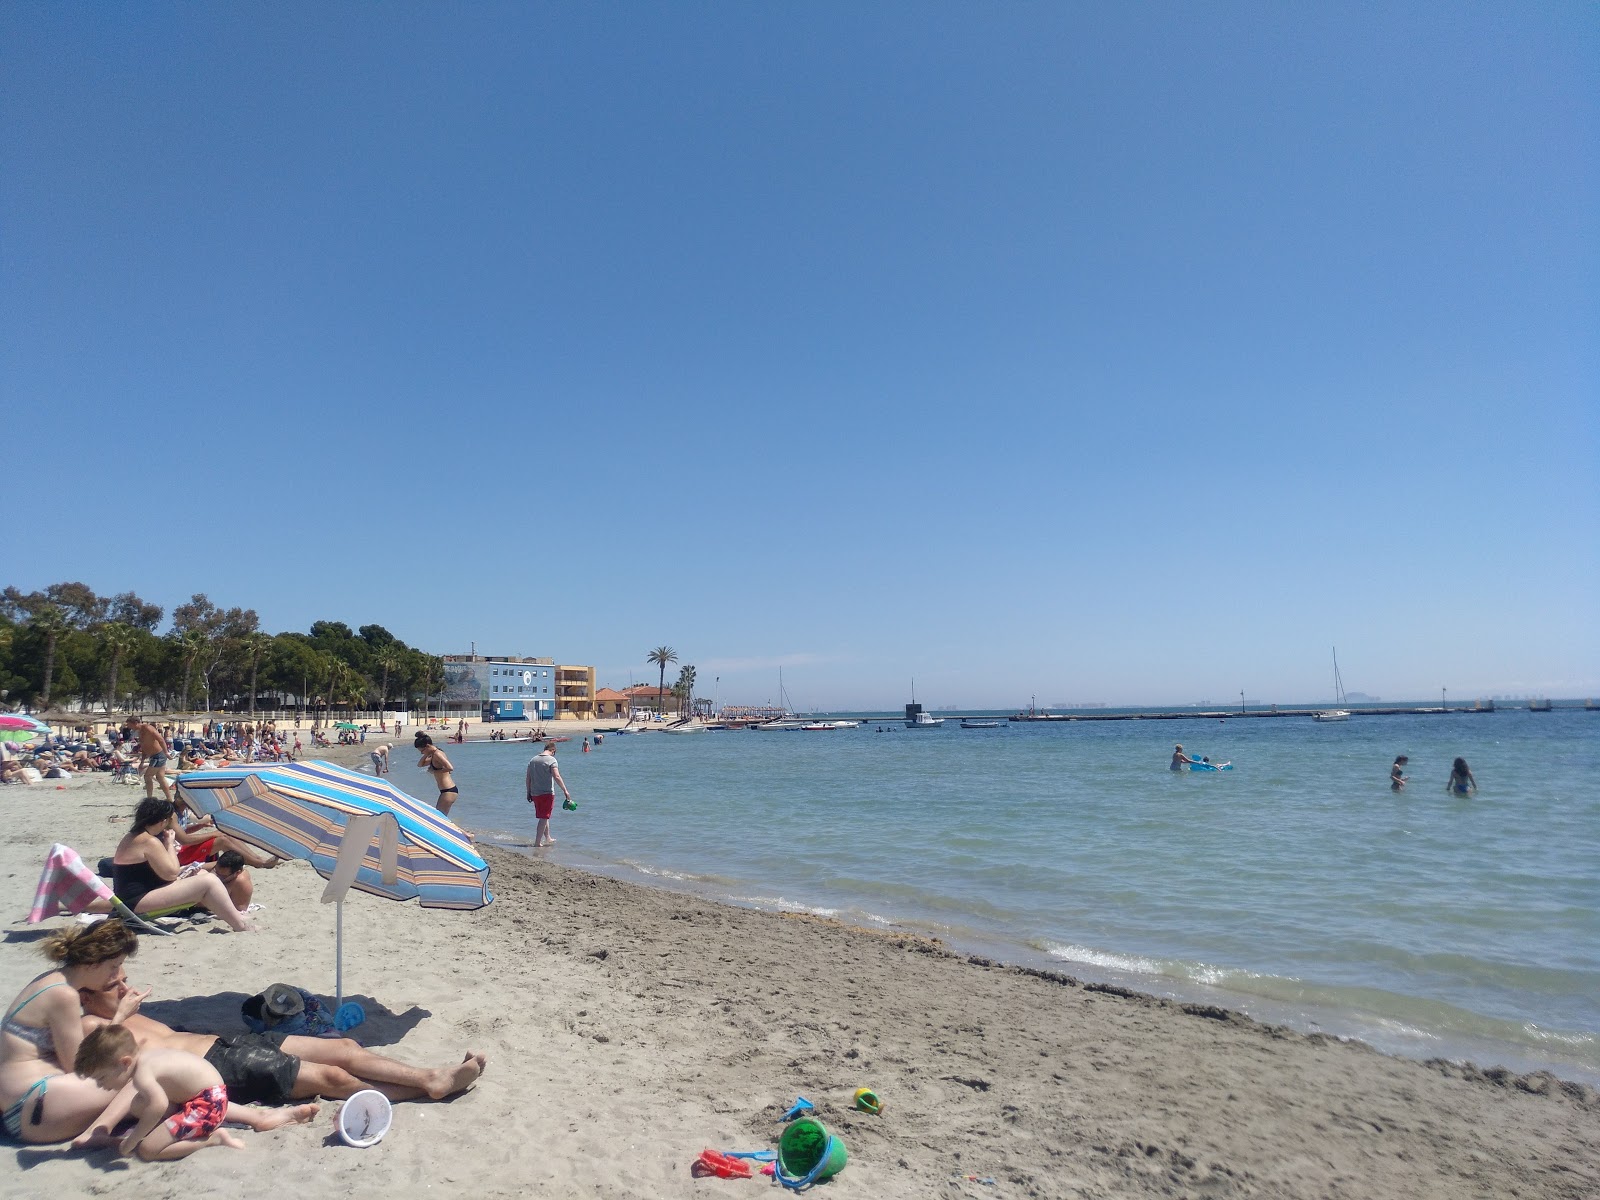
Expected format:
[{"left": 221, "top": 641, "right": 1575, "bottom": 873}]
[{"left": 416, "top": 709, "right": 1600, "bottom": 1083}]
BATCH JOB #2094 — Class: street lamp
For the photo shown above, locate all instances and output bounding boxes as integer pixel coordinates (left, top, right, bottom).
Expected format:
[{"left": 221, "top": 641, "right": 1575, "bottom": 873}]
[
  {"left": 1442, "top": 687, "right": 1447, "bottom": 713},
  {"left": 1240, "top": 690, "right": 1245, "bottom": 714}
]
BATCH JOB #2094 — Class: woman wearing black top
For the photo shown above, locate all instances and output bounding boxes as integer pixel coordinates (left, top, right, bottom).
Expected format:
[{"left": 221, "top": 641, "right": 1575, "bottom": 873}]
[{"left": 111, "top": 798, "right": 255, "bottom": 931}]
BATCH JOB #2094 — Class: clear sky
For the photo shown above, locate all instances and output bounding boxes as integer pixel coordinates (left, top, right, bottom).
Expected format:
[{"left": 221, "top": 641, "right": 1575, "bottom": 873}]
[{"left": 4, "top": 3, "right": 1595, "bottom": 710}]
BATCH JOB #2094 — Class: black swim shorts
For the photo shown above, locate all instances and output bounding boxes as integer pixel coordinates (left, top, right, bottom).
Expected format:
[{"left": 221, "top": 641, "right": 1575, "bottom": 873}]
[{"left": 202, "top": 1031, "right": 301, "bottom": 1105}]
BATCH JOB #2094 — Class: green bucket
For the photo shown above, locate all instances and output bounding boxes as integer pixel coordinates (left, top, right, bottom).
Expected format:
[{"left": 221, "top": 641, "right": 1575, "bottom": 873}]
[{"left": 777, "top": 1117, "right": 847, "bottom": 1188}]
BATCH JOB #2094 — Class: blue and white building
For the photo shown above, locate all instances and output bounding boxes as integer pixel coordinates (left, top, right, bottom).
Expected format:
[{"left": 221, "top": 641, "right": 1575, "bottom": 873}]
[{"left": 441, "top": 655, "right": 558, "bottom": 722}]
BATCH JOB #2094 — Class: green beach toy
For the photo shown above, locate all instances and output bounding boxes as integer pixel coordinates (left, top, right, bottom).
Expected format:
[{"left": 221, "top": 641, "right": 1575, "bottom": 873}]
[
  {"left": 776, "top": 1117, "right": 847, "bottom": 1190},
  {"left": 562, "top": 797, "right": 578, "bottom": 811}
]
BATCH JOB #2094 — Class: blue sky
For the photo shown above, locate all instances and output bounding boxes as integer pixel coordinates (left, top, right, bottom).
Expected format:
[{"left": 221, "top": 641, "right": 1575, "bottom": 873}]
[{"left": 3, "top": 3, "right": 1595, "bottom": 709}]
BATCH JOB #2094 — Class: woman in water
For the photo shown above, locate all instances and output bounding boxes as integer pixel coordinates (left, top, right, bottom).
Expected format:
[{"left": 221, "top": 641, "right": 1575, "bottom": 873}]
[
  {"left": 415, "top": 733, "right": 460, "bottom": 816},
  {"left": 1446, "top": 757, "right": 1477, "bottom": 795},
  {"left": 111, "top": 797, "right": 256, "bottom": 931},
  {"left": 0, "top": 920, "right": 143, "bottom": 1143},
  {"left": 1390, "top": 755, "right": 1409, "bottom": 792},
  {"left": 1170, "top": 743, "right": 1197, "bottom": 771}
]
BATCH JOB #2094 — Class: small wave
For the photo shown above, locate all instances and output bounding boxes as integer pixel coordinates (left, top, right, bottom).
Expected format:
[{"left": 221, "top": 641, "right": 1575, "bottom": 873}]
[
  {"left": 618, "top": 859, "right": 698, "bottom": 883},
  {"left": 735, "top": 894, "right": 841, "bottom": 918},
  {"left": 1043, "top": 943, "right": 1169, "bottom": 977}
]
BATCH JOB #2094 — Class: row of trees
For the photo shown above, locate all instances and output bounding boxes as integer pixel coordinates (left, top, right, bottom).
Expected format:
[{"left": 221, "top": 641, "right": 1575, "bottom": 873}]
[
  {"left": 1, "top": 582, "right": 447, "bottom": 719},
  {"left": 647, "top": 646, "right": 698, "bottom": 715}
]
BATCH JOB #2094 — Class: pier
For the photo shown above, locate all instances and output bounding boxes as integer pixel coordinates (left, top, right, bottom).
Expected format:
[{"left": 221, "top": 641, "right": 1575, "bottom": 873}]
[{"left": 1006, "top": 703, "right": 1550, "bottom": 723}]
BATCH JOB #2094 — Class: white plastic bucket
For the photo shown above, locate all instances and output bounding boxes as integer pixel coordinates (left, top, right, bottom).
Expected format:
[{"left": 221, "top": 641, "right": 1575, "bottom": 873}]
[{"left": 338, "top": 1089, "right": 393, "bottom": 1148}]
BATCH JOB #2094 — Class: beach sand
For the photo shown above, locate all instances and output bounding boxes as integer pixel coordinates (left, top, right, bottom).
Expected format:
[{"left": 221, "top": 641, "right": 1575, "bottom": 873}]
[{"left": 3, "top": 761, "right": 1596, "bottom": 1199}]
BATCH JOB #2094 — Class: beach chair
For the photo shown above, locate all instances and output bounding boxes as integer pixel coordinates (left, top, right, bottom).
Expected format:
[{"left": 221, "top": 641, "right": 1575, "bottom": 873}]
[{"left": 27, "top": 843, "right": 176, "bottom": 935}]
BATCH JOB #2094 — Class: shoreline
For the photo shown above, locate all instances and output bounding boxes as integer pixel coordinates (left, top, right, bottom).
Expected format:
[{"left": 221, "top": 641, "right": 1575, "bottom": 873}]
[
  {"left": 326, "top": 734, "right": 1600, "bottom": 1090},
  {"left": 3, "top": 774, "right": 1598, "bottom": 1197},
  {"left": 480, "top": 832, "right": 1600, "bottom": 1090}
]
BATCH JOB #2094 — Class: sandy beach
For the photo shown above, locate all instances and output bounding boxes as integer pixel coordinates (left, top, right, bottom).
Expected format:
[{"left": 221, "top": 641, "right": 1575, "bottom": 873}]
[{"left": 2, "top": 756, "right": 1596, "bottom": 1199}]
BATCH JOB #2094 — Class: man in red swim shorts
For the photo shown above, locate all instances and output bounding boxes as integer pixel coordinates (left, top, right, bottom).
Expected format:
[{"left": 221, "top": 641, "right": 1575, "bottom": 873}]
[{"left": 524, "top": 741, "right": 571, "bottom": 848}]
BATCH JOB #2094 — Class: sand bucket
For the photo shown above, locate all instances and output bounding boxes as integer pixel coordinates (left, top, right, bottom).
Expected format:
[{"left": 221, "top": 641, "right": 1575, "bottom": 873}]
[
  {"left": 338, "top": 1089, "right": 393, "bottom": 1148},
  {"left": 776, "top": 1117, "right": 847, "bottom": 1190}
]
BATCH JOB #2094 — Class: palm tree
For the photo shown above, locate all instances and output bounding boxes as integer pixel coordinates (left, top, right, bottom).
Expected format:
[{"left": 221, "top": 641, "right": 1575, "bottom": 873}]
[
  {"left": 242, "top": 632, "right": 271, "bottom": 720},
  {"left": 374, "top": 647, "right": 402, "bottom": 719},
  {"left": 99, "top": 622, "right": 137, "bottom": 713},
  {"left": 31, "top": 605, "right": 69, "bottom": 707},
  {"left": 174, "top": 628, "right": 208, "bottom": 714},
  {"left": 647, "top": 646, "right": 677, "bottom": 717}
]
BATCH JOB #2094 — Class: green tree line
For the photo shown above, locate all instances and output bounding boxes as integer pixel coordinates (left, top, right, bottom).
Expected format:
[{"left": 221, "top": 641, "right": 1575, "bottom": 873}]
[{"left": 0, "top": 581, "right": 445, "bottom": 717}]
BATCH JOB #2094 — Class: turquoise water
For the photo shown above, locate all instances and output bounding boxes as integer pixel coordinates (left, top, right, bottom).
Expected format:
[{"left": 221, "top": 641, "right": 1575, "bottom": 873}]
[{"left": 421, "top": 709, "right": 1599, "bottom": 1082}]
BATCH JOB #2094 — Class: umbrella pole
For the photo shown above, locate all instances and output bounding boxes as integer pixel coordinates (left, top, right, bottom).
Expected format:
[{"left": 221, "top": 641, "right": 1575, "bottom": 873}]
[{"left": 336, "top": 899, "right": 343, "bottom": 1010}]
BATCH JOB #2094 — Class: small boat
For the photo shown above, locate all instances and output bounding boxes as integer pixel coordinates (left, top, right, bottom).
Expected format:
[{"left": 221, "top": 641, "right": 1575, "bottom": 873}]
[
  {"left": 664, "top": 722, "right": 708, "bottom": 734},
  {"left": 1314, "top": 648, "right": 1352, "bottom": 722},
  {"left": 904, "top": 703, "right": 944, "bottom": 729},
  {"left": 800, "top": 722, "right": 837, "bottom": 731},
  {"left": 827, "top": 720, "right": 861, "bottom": 729},
  {"left": 960, "top": 720, "right": 1000, "bottom": 729}
]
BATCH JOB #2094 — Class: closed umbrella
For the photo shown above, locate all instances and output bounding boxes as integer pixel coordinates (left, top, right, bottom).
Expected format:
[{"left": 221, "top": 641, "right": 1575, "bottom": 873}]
[{"left": 175, "top": 760, "right": 492, "bottom": 1005}]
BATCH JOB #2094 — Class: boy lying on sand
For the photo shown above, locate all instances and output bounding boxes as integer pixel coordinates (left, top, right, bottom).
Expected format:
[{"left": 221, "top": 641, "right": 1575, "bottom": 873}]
[{"left": 72, "top": 1025, "right": 317, "bottom": 1161}]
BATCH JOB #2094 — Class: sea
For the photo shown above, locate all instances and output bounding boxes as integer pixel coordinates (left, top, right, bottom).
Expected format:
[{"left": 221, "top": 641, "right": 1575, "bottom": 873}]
[{"left": 422, "top": 706, "right": 1600, "bottom": 1084}]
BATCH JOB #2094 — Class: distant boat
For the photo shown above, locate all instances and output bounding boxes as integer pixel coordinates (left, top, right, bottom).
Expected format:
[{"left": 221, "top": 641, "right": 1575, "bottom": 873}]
[
  {"left": 960, "top": 719, "right": 1000, "bottom": 729},
  {"left": 904, "top": 679, "right": 945, "bottom": 728},
  {"left": 663, "top": 721, "right": 708, "bottom": 734},
  {"left": 1313, "top": 647, "right": 1351, "bottom": 722}
]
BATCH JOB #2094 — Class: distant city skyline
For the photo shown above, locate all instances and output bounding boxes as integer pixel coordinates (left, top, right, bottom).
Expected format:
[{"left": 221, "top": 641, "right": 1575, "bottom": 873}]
[{"left": 4, "top": 4, "right": 1594, "bottom": 710}]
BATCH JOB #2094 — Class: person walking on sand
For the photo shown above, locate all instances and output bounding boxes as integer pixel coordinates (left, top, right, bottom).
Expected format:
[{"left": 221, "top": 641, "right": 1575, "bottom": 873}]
[
  {"left": 525, "top": 741, "right": 571, "bottom": 848},
  {"left": 415, "top": 734, "right": 459, "bottom": 816},
  {"left": 125, "top": 717, "right": 173, "bottom": 803},
  {"left": 1446, "top": 757, "right": 1477, "bottom": 796},
  {"left": 1390, "top": 755, "right": 1409, "bottom": 791}
]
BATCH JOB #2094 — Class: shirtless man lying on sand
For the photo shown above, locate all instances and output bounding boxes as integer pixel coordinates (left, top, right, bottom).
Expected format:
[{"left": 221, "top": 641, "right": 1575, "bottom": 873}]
[{"left": 79, "top": 975, "right": 486, "bottom": 1105}]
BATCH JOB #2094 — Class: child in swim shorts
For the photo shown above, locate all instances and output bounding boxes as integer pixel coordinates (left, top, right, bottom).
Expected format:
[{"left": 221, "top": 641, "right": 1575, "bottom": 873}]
[{"left": 74, "top": 1024, "right": 318, "bottom": 1160}]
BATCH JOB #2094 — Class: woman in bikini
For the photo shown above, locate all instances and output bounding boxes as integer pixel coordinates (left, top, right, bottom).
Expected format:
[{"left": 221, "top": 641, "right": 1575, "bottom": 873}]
[
  {"left": 111, "top": 797, "right": 256, "bottom": 931},
  {"left": 1446, "top": 757, "right": 1477, "bottom": 796},
  {"left": 0, "top": 920, "right": 144, "bottom": 1143},
  {"left": 415, "top": 733, "right": 460, "bottom": 816}
]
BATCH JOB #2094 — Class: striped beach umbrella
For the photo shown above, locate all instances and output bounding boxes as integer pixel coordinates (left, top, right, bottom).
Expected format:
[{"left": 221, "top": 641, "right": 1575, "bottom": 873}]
[{"left": 176, "top": 760, "right": 492, "bottom": 1003}]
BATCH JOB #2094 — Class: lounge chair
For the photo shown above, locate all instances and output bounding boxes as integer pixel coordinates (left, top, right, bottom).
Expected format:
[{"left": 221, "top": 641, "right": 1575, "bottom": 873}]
[{"left": 27, "top": 843, "right": 176, "bottom": 936}]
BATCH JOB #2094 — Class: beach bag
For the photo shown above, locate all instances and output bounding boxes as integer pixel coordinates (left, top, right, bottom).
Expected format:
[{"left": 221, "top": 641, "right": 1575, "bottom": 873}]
[{"left": 241, "top": 983, "right": 339, "bottom": 1038}]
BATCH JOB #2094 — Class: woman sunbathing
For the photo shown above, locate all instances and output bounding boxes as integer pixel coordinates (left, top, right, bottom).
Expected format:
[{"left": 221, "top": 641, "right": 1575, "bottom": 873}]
[
  {"left": 111, "top": 798, "right": 256, "bottom": 932},
  {"left": 0, "top": 920, "right": 143, "bottom": 1143}
]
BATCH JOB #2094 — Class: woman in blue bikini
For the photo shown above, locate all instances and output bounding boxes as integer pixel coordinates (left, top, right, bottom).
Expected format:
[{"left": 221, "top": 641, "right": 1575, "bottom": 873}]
[
  {"left": 1446, "top": 757, "right": 1477, "bottom": 796},
  {"left": 0, "top": 920, "right": 145, "bottom": 1144}
]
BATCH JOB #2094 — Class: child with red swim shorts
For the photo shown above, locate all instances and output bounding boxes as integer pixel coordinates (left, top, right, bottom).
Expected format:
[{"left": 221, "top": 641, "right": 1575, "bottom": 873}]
[{"left": 73, "top": 1024, "right": 318, "bottom": 1160}]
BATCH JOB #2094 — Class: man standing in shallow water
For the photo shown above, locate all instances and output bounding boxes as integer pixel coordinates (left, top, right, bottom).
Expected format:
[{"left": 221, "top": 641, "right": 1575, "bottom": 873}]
[{"left": 525, "top": 741, "right": 571, "bottom": 848}]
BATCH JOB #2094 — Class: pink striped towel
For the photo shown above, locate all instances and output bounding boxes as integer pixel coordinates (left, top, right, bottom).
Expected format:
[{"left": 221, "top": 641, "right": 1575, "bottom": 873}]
[{"left": 28, "top": 843, "right": 112, "bottom": 923}]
